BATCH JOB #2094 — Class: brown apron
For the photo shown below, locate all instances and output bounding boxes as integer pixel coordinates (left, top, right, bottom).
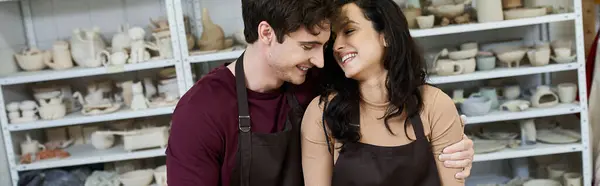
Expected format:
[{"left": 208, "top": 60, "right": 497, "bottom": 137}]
[
  {"left": 229, "top": 53, "right": 305, "bottom": 186},
  {"left": 328, "top": 110, "right": 442, "bottom": 186}
]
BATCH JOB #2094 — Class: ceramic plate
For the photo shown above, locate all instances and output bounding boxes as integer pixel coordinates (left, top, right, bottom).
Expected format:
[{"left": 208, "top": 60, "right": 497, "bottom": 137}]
[
  {"left": 537, "top": 129, "right": 581, "bottom": 144},
  {"left": 474, "top": 140, "right": 507, "bottom": 154}
]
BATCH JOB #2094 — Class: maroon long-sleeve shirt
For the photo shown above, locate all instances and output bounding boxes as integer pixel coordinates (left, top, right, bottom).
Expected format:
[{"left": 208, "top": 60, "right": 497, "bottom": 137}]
[{"left": 166, "top": 64, "right": 317, "bottom": 186}]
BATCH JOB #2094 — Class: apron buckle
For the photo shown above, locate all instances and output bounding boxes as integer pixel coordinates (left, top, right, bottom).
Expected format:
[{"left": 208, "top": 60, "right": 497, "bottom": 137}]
[{"left": 239, "top": 115, "right": 251, "bottom": 132}]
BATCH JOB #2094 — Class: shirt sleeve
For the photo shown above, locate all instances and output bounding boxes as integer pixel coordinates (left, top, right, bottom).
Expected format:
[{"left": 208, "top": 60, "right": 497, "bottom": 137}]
[
  {"left": 166, "top": 101, "right": 223, "bottom": 186},
  {"left": 300, "top": 96, "right": 334, "bottom": 186},
  {"left": 425, "top": 88, "right": 466, "bottom": 186}
]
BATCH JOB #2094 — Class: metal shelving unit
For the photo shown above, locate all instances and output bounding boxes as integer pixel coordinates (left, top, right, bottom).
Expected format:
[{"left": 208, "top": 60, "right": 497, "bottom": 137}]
[
  {"left": 0, "top": 0, "right": 185, "bottom": 185},
  {"left": 0, "top": 0, "right": 593, "bottom": 185}
]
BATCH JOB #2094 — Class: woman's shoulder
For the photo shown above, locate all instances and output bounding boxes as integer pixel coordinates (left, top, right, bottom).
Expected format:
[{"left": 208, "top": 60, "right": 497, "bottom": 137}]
[
  {"left": 306, "top": 92, "right": 338, "bottom": 112},
  {"left": 419, "top": 85, "right": 454, "bottom": 110}
]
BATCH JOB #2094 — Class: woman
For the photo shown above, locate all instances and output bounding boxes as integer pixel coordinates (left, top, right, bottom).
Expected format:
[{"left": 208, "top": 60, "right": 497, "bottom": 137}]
[{"left": 300, "top": 0, "right": 465, "bottom": 185}]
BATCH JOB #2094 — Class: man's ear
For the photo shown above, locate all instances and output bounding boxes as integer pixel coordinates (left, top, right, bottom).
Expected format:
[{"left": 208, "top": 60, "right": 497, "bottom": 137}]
[
  {"left": 379, "top": 33, "right": 387, "bottom": 47},
  {"left": 258, "top": 21, "right": 274, "bottom": 45}
]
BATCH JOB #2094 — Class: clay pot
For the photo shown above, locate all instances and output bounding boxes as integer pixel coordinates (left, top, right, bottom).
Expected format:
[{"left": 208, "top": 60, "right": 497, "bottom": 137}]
[{"left": 476, "top": 0, "right": 503, "bottom": 23}]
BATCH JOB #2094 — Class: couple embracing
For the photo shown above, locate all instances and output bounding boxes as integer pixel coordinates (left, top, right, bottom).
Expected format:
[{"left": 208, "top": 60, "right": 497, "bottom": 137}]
[{"left": 167, "top": 0, "right": 473, "bottom": 185}]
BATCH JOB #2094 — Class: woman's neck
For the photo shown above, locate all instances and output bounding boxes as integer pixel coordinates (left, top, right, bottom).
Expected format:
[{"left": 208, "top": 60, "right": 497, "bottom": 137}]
[{"left": 359, "top": 69, "right": 389, "bottom": 108}]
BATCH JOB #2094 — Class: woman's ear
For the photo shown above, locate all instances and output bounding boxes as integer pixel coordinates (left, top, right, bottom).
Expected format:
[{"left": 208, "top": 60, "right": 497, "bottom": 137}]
[{"left": 379, "top": 33, "right": 387, "bottom": 47}]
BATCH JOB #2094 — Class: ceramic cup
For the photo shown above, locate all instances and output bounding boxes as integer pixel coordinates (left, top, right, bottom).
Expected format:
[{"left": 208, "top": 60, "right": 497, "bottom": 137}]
[
  {"left": 554, "top": 48, "right": 571, "bottom": 58},
  {"left": 19, "top": 100, "right": 37, "bottom": 111},
  {"left": 562, "top": 172, "right": 582, "bottom": 186},
  {"left": 547, "top": 164, "right": 568, "bottom": 181},
  {"left": 476, "top": 55, "right": 496, "bottom": 71},
  {"left": 557, "top": 83, "right": 577, "bottom": 103},
  {"left": 503, "top": 85, "right": 521, "bottom": 100}
]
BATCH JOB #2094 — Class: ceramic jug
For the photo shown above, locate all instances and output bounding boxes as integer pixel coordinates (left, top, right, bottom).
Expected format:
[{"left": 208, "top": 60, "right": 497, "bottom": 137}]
[
  {"left": 45, "top": 40, "right": 74, "bottom": 70},
  {"left": 70, "top": 27, "right": 111, "bottom": 68},
  {"left": 14, "top": 47, "right": 51, "bottom": 71},
  {"left": 38, "top": 96, "right": 67, "bottom": 120}
]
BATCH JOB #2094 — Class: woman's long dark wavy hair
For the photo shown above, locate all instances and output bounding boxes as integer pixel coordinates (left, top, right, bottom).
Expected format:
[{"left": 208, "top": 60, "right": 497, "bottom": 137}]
[{"left": 318, "top": 0, "right": 429, "bottom": 149}]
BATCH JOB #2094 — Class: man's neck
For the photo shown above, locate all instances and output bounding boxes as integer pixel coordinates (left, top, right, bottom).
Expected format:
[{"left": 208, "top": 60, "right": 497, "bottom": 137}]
[{"left": 228, "top": 45, "right": 284, "bottom": 93}]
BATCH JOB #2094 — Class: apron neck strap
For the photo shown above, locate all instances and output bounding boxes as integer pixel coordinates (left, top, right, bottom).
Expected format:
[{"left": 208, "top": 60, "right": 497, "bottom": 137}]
[{"left": 235, "top": 52, "right": 251, "bottom": 133}]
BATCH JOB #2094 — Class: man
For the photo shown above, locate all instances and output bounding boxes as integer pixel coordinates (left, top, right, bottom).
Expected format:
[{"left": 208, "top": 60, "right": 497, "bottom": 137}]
[{"left": 166, "top": 0, "right": 474, "bottom": 185}]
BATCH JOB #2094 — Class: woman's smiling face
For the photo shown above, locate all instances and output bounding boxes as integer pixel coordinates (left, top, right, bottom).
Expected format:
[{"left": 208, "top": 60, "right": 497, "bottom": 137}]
[{"left": 332, "top": 3, "right": 387, "bottom": 80}]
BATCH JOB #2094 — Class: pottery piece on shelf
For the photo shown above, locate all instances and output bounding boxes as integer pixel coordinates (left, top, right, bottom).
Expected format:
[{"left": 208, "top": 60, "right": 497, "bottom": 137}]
[
  {"left": 119, "top": 169, "right": 154, "bottom": 186},
  {"left": 547, "top": 164, "right": 568, "bottom": 181},
  {"left": 500, "top": 99, "right": 530, "bottom": 111},
  {"left": 519, "top": 119, "right": 537, "bottom": 146},
  {"left": 38, "top": 96, "right": 67, "bottom": 120},
  {"left": 90, "top": 131, "right": 115, "bottom": 150},
  {"left": 416, "top": 15, "right": 434, "bottom": 29},
  {"left": 503, "top": 8, "right": 546, "bottom": 20},
  {"left": 476, "top": 52, "right": 496, "bottom": 71},
  {"left": 527, "top": 43, "right": 551, "bottom": 66},
  {"left": 109, "top": 51, "right": 129, "bottom": 66},
  {"left": 197, "top": 8, "right": 232, "bottom": 51},
  {"left": 557, "top": 83, "right": 577, "bottom": 103},
  {"left": 475, "top": 0, "right": 503, "bottom": 23},
  {"left": 73, "top": 84, "right": 113, "bottom": 109},
  {"left": 563, "top": 172, "right": 582, "bottom": 186},
  {"left": 536, "top": 128, "right": 581, "bottom": 144},
  {"left": 426, "top": 0, "right": 472, "bottom": 19},
  {"left": 45, "top": 40, "right": 74, "bottom": 70},
  {"left": 449, "top": 48, "right": 477, "bottom": 60},
  {"left": 530, "top": 85, "right": 558, "bottom": 108},
  {"left": 103, "top": 126, "right": 169, "bottom": 152},
  {"left": 14, "top": 47, "right": 51, "bottom": 71},
  {"left": 128, "top": 27, "right": 153, "bottom": 63},
  {"left": 434, "top": 59, "right": 464, "bottom": 75},
  {"left": 503, "top": 85, "right": 521, "bottom": 100},
  {"left": 456, "top": 58, "right": 476, "bottom": 73},
  {"left": 130, "top": 81, "right": 150, "bottom": 110},
  {"left": 150, "top": 17, "right": 169, "bottom": 33},
  {"left": 152, "top": 30, "right": 173, "bottom": 59},
  {"left": 111, "top": 24, "right": 132, "bottom": 53},
  {"left": 70, "top": 27, "right": 111, "bottom": 68},
  {"left": 84, "top": 171, "right": 120, "bottom": 186},
  {"left": 460, "top": 93, "right": 492, "bottom": 116},
  {"left": 494, "top": 46, "right": 527, "bottom": 68},
  {"left": 473, "top": 139, "right": 508, "bottom": 154},
  {"left": 550, "top": 54, "right": 576, "bottom": 64},
  {"left": 523, "top": 179, "right": 561, "bottom": 186},
  {"left": 20, "top": 134, "right": 46, "bottom": 155},
  {"left": 154, "top": 165, "right": 167, "bottom": 186},
  {"left": 452, "top": 89, "right": 465, "bottom": 103}
]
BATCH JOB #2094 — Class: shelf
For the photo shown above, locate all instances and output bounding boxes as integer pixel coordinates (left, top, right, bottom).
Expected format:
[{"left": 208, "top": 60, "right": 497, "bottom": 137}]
[
  {"left": 473, "top": 143, "right": 583, "bottom": 162},
  {"left": 0, "top": 59, "right": 176, "bottom": 85},
  {"left": 15, "top": 144, "right": 166, "bottom": 171},
  {"left": 187, "top": 50, "right": 244, "bottom": 63},
  {"left": 465, "top": 103, "right": 581, "bottom": 124},
  {"left": 428, "top": 62, "right": 579, "bottom": 84},
  {"left": 410, "top": 13, "right": 577, "bottom": 37},
  {"left": 7, "top": 106, "right": 175, "bottom": 131}
]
